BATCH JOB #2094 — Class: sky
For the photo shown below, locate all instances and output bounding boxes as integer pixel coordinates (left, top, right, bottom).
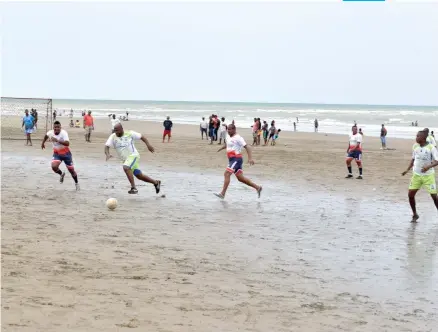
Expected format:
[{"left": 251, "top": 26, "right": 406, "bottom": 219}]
[{"left": 1, "top": 1, "right": 438, "bottom": 106}]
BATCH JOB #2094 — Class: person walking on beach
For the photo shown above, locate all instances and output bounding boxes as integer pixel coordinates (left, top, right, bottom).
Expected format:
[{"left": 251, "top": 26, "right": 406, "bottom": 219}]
[
  {"left": 267, "top": 121, "right": 276, "bottom": 145},
  {"left": 41, "top": 121, "right": 80, "bottom": 191},
  {"left": 105, "top": 123, "right": 161, "bottom": 195},
  {"left": 200, "top": 117, "right": 208, "bottom": 140},
  {"left": 346, "top": 125, "right": 363, "bottom": 179},
  {"left": 314, "top": 119, "right": 319, "bottom": 133},
  {"left": 251, "top": 118, "right": 259, "bottom": 146},
  {"left": 163, "top": 116, "right": 173, "bottom": 143},
  {"left": 83, "top": 111, "right": 94, "bottom": 142},
  {"left": 402, "top": 130, "right": 438, "bottom": 222},
  {"left": 22, "top": 109, "right": 35, "bottom": 146},
  {"left": 214, "top": 124, "right": 262, "bottom": 199},
  {"left": 424, "top": 128, "right": 436, "bottom": 147},
  {"left": 380, "top": 124, "right": 387, "bottom": 149}
]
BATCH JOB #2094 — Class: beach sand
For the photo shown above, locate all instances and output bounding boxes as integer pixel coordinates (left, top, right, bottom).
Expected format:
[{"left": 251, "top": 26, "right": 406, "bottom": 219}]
[{"left": 1, "top": 117, "right": 437, "bottom": 331}]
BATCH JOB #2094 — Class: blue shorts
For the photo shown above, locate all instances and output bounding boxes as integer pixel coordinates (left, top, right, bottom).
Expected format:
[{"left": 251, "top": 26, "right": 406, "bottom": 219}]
[
  {"left": 226, "top": 157, "right": 243, "bottom": 175},
  {"left": 347, "top": 150, "right": 362, "bottom": 161},
  {"left": 380, "top": 136, "right": 386, "bottom": 144},
  {"left": 52, "top": 152, "right": 74, "bottom": 168}
]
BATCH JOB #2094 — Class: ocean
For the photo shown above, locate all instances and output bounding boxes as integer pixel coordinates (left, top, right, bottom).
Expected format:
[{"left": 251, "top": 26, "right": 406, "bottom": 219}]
[{"left": 5, "top": 98, "right": 438, "bottom": 139}]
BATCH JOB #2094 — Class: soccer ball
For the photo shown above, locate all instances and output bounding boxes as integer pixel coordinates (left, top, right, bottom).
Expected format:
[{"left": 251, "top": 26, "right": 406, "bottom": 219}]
[{"left": 106, "top": 198, "right": 118, "bottom": 210}]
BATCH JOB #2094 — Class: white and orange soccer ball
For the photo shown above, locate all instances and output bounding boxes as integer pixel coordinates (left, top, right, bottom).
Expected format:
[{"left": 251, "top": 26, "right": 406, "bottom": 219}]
[{"left": 106, "top": 198, "right": 118, "bottom": 210}]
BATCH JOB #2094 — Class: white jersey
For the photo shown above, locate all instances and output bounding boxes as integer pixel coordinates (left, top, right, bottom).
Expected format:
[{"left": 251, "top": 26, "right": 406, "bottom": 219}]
[
  {"left": 412, "top": 143, "right": 438, "bottom": 176},
  {"left": 105, "top": 130, "right": 142, "bottom": 161},
  {"left": 110, "top": 118, "right": 121, "bottom": 129},
  {"left": 200, "top": 120, "right": 208, "bottom": 129},
  {"left": 219, "top": 122, "right": 227, "bottom": 133},
  {"left": 349, "top": 133, "right": 363, "bottom": 151},
  {"left": 46, "top": 129, "right": 70, "bottom": 154},
  {"left": 226, "top": 134, "right": 246, "bottom": 158}
]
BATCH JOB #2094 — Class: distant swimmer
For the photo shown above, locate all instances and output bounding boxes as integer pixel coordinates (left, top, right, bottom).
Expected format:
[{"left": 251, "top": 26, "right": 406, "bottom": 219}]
[
  {"left": 402, "top": 130, "right": 438, "bottom": 222},
  {"left": 41, "top": 121, "right": 80, "bottom": 191},
  {"left": 346, "top": 126, "right": 363, "bottom": 179},
  {"left": 105, "top": 123, "right": 161, "bottom": 195},
  {"left": 215, "top": 124, "right": 262, "bottom": 199}
]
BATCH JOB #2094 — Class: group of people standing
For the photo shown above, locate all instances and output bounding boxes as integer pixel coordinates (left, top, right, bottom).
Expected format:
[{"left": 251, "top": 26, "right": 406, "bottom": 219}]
[
  {"left": 200, "top": 115, "right": 229, "bottom": 145},
  {"left": 251, "top": 118, "right": 281, "bottom": 146}
]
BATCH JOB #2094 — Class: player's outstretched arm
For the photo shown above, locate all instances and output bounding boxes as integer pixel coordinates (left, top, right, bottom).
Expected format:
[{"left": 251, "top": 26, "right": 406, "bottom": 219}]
[
  {"left": 402, "top": 159, "right": 414, "bottom": 176},
  {"left": 104, "top": 146, "right": 112, "bottom": 161},
  {"left": 141, "top": 135, "right": 155, "bottom": 153},
  {"left": 217, "top": 144, "right": 226, "bottom": 152},
  {"left": 244, "top": 145, "right": 255, "bottom": 165},
  {"left": 41, "top": 134, "right": 49, "bottom": 149}
]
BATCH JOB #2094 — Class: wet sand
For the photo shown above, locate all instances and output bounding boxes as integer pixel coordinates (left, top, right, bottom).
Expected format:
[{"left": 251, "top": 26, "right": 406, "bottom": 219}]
[{"left": 1, "top": 119, "right": 437, "bottom": 331}]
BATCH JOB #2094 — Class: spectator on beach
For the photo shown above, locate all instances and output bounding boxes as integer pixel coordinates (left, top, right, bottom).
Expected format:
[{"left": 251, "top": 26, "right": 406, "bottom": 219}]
[
  {"left": 359, "top": 128, "right": 364, "bottom": 136},
  {"left": 380, "top": 124, "right": 387, "bottom": 150},
  {"left": 256, "top": 118, "right": 262, "bottom": 145},
  {"left": 31, "top": 109, "right": 38, "bottom": 130},
  {"left": 22, "top": 109, "right": 35, "bottom": 146},
  {"left": 314, "top": 119, "right": 319, "bottom": 133},
  {"left": 208, "top": 116, "right": 215, "bottom": 144},
  {"left": 271, "top": 129, "right": 281, "bottom": 146},
  {"left": 163, "top": 116, "right": 173, "bottom": 143},
  {"left": 214, "top": 116, "right": 221, "bottom": 142},
  {"left": 293, "top": 122, "right": 296, "bottom": 131},
  {"left": 110, "top": 114, "right": 121, "bottom": 133},
  {"left": 200, "top": 117, "right": 208, "bottom": 140},
  {"left": 262, "top": 120, "right": 269, "bottom": 145},
  {"left": 424, "top": 128, "right": 436, "bottom": 147},
  {"left": 218, "top": 117, "right": 227, "bottom": 145},
  {"left": 83, "top": 111, "right": 94, "bottom": 142},
  {"left": 251, "top": 118, "right": 259, "bottom": 146},
  {"left": 267, "top": 121, "right": 276, "bottom": 145}
]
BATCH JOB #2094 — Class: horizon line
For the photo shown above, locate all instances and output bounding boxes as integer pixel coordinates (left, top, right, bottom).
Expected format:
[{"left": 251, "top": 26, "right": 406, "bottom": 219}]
[{"left": 1, "top": 96, "right": 437, "bottom": 108}]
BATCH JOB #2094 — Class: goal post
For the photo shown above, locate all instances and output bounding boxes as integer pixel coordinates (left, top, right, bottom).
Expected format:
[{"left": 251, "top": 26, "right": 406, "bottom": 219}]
[{"left": 1, "top": 97, "right": 53, "bottom": 140}]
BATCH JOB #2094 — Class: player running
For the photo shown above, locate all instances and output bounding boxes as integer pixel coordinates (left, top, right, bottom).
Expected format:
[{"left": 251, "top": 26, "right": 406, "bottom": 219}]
[
  {"left": 346, "top": 125, "right": 363, "bottom": 179},
  {"left": 402, "top": 130, "right": 438, "bottom": 222},
  {"left": 105, "top": 123, "right": 161, "bottom": 195},
  {"left": 41, "top": 121, "right": 80, "bottom": 190},
  {"left": 215, "top": 124, "right": 262, "bottom": 199}
]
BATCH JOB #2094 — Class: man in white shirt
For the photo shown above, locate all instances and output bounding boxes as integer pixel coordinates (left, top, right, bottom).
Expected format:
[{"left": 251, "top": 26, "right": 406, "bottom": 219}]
[
  {"left": 110, "top": 114, "right": 121, "bottom": 133},
  {"left": 424, "top": 128, "right": 437, "bottom": 147},
  {"left": 218, "top": 117, "right": 227, "bottom": 145},
  {"left": 200, "top": 117, "right": 208, "bottom": 140},
  {"left": 346, "top": 126, "right": 363, "bottom": 179},
  {"left": 402, "top": 130, "right": 438, "bottom": 222},
  {"left": 41, "top": 121, "right": 80, "bottom": 190},
  {"left": 215, "top": 124, "right": 262, "bottom": 199},
  {"left": 105, "top": 123, "right": 161, "bottom": 195}
]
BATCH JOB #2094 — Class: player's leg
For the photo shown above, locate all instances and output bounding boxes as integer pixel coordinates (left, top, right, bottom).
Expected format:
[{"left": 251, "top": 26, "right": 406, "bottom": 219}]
[
  {"left": 51, "top": 156, "right": 65, "bottom": 183},
  {"left": 131, "top": 159, "right": 161, "bottom": 194},
  {"left": 167, "top": 131, "right": 171, "bottom": 143},
  {"left": 162, "top": 130, "right": 166, "bottom": 143},
  {"left": 235, "top": 169, "right": 262, "bottom": 198},
  {"left": 346, "top": 156, "right": 354, "bottom": 178},
  {"left": 423, "top": 174, "right": 438, "bottom": 210},
  {"left": 63, "top": 153, "right": 79, "bottom": 190},
  {"left": 408, "top": 174, "right": 422, "bottom": 222},
  {"left": 355, "top": 153, "right": 363, "bottom": 179},
  {"left": 215, "top": 170, "right": 232, "bottom": 199}
]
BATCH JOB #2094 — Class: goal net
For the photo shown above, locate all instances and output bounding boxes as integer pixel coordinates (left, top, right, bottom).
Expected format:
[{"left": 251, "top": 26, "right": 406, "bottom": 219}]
[{"left": 1, "top": 97, "right": 53, "bottom": 140}]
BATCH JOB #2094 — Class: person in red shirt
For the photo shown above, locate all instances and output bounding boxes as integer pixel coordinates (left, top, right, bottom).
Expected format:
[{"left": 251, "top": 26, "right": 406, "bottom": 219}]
[{"left": 83, "top": 111, "right": 94, "bottom": 142}]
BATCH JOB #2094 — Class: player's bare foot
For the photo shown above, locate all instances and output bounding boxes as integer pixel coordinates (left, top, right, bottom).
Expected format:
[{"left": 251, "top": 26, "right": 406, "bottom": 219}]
[
  {"left": 257, "top": 186, "right": 262, "bottom": 198},
  {"left": 154, "top": 180, "right": 161, "bottom": 194},
  {"left": 60, "top": 172, "right": 65, "bottom": 183},
  {"left": 411, "top": 214, "right": 419, "bottom": 223},
  {"left": 128, "top": 187, "right": 138, "bottom": 194},
  {"left": 75, "top": 183, "right": 80, "bottom": 191},
  {"left": 214, "top": 193, "right": 225, "bottom": 199}
]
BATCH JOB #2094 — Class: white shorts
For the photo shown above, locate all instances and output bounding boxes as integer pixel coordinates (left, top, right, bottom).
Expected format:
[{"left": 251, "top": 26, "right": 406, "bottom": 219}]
[{"left": 220, "top": 131, "right": 226, "bottom": 139}]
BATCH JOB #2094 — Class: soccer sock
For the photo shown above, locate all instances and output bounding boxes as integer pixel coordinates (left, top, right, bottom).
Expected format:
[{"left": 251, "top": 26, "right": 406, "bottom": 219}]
[
  {"left": 55, "top": 169, "right": 62, "bottom": 175},
  {"left": 359, "top": 168, "right": 363, "bottom": 175},
  {"left": 347, "top": 166, "right": 352, "bottom": 174}
]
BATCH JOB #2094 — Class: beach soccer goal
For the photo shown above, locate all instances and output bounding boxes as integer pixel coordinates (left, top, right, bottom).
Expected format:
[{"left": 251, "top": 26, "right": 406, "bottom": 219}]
[{"left": 1, "top": 97, "right": 53, "bottom": 140}]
